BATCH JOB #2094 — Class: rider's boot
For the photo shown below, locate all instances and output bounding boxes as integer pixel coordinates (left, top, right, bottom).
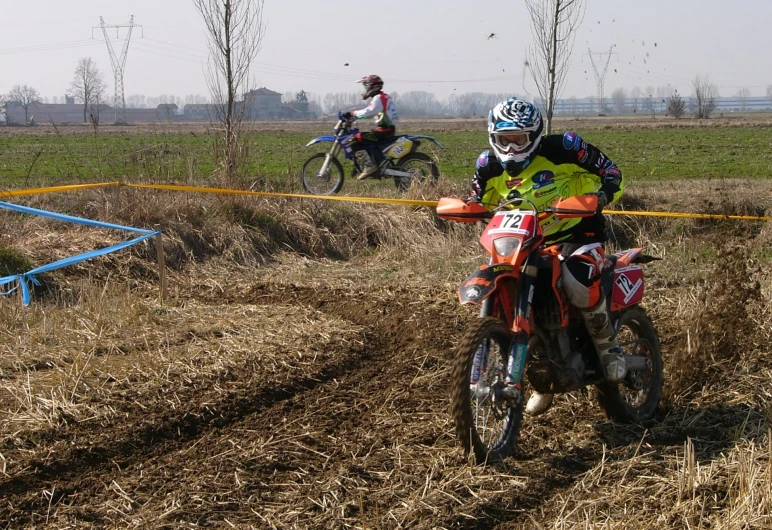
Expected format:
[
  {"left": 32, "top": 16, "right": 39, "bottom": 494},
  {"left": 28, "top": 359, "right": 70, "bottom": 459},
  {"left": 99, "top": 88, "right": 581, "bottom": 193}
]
[
  {"left": 581, "top": 297, "right": 626, "bottom": 382},
  {"left": 526, "top": 392, "right": 553, "bottom": 416},
  {"left": 355, "top": 150, "right": 378, "bottom": 180}
]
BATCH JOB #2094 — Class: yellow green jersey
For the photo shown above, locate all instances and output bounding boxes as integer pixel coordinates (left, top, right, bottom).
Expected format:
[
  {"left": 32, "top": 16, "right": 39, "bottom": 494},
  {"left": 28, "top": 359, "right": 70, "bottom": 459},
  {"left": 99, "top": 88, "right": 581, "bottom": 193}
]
[{"left": 471, "top": 131, "right": 624, "bottom": 244}]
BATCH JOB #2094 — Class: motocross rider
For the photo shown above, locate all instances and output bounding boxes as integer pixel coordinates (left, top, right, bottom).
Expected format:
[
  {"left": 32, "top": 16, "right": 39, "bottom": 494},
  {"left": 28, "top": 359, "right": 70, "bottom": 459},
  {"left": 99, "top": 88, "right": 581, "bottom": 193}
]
[
  {"left": 466, "top": 98, "right": 626, "bottom": 416},
  {"left": 341, "top": 74, "right": 399, "bottom": 180}
]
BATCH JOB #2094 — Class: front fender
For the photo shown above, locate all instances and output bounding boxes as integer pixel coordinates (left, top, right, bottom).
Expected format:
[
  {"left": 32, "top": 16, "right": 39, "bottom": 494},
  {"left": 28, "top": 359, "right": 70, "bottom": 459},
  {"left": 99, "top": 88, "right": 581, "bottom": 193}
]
[
  {"left": 405, "top": 135, "right": 445, "bottom": 149},
  {"left": 305, "top": 135, "right": 336, "bottom": 147},
  {"left": 459, "top": 264, "right": 516, "bottom": 304}
]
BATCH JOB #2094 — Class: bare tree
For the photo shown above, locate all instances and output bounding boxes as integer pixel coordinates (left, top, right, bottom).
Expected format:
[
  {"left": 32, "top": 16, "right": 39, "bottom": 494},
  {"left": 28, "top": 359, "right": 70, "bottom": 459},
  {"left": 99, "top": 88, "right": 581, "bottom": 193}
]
[
  {"left": 0, "top": 94, "right": 6, "bottom": 124},
  {"left": 8, "top": 84, "right": 40, "bottom": 123},
  {"left": 667, "top": 90, "right": 686, "bottom": 119},
  {"left": 126, "top": 94, "right": 146, "bottom": 108},
  {"left": 610, "top": 87, "right": 627, "bottom": 115},
  {"left": 525, "top": 0, "right": 585, "bottom": 134},
  {"left": 567, "top": 95, "right": 578, "bottom": 117},
  {"left": 322, "top": 92, "right": 360, "bottom": 115},
  {"left": 184, "top": 94, "right": 209, "bottom": 107},
  {"left": 736, "top": 87, "right": 750, "bottom": 112},
  {"left": 69, "top": 57, "right": 107, "bottom": 123},
  {"left": 194, "top": 0, "right": 266, "bottom": 184},
  {"left": 398, "top": 91, "right": 442, "bottom": 117},
  {"left": 767, "top": 85, "right": 772, "bottom": 105},
  {"left": 630, "top": 86, "right": 641, "bottom": 114},
  {"left": 692, "top": 74, "right": 719, "bottom": 119},
  {"left": 655, "top": 86, "right": 669, "bottom": 114}
]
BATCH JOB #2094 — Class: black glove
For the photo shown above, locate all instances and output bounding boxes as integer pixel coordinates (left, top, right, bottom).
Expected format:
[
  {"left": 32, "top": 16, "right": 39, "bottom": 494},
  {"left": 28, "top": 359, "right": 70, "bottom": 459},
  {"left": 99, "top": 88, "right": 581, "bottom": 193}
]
[
  {"left": 586, "top": 191, "right": 608, "bottom": 212},
  {"left": 465, "top": 192, "right": 482, "bottom": 204},
  {"left": 506, "top": 190, "right": 522, "bottom": 201},
  {"left": 341, "top": 111, "right": 353, "bottom": 120}
]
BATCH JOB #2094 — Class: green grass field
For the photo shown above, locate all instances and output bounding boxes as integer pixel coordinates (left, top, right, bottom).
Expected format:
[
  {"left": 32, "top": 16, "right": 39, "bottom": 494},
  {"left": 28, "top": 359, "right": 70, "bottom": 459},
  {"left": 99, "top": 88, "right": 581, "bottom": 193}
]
[{"left": 1, "top": 121, "right": 771, "bottom": 189}]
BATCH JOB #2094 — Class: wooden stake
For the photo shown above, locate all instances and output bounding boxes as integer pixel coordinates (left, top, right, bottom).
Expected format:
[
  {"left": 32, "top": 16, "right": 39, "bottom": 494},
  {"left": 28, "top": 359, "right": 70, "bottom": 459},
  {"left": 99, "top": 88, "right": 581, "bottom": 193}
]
[
  {"left": 154, "top": 224, "right": 167, "bottom": 302},
  {"left": 114, "top": 186, "right": 121, "bottom": 220}
]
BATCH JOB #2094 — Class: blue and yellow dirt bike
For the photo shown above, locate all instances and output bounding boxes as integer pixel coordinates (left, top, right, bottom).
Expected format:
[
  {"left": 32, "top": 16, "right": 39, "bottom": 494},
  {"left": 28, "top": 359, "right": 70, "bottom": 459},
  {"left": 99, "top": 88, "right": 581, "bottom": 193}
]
[{"left": 301, "top": 112, "right": 444, "bottom": 195}]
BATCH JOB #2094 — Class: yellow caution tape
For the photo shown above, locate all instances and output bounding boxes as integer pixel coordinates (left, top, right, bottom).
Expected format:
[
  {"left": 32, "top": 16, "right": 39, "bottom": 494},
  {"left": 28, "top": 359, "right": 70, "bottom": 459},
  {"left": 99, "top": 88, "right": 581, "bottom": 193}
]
[
  {"left": 2, "top": 181, "right": 771, "bottom": 221},
  {"left": 602, "top": 209, "right": 772, "bottom": 222},
  {"left": 0, "top": 182, "right": 119, "bottom": 198}
]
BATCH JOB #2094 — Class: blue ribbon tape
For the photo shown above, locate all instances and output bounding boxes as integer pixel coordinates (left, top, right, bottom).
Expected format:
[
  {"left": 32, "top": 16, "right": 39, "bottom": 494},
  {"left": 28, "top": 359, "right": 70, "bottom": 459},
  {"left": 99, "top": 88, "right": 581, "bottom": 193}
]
[{"left": 0, "top": 200, "right": 160, "bottom": 305}]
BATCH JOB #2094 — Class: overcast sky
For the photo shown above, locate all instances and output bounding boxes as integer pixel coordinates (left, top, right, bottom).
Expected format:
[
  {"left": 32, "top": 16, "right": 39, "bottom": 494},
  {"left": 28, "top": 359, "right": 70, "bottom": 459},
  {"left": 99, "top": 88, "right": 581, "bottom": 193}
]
[{"left": 2, "top": 0, "right": 771, "bottom": 103}]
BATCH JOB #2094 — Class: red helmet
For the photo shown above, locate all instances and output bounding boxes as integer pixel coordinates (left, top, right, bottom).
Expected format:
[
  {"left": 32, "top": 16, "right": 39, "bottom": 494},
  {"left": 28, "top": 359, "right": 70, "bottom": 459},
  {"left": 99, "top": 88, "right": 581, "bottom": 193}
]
[{"left": 357, "top": 74, "right": 384, "bottom": 100}]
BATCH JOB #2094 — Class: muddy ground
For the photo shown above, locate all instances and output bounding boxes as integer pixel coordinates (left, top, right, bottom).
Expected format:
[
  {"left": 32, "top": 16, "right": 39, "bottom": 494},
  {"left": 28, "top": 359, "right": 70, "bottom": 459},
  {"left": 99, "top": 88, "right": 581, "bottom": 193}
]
[{"left": 0, "top": 186, "right": 771, "bottom": 529}]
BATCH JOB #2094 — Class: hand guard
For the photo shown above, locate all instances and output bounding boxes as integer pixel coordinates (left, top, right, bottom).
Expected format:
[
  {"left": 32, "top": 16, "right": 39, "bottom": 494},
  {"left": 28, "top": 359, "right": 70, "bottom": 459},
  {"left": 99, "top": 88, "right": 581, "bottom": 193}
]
[{"left": 341, "top": 111, "right": 353, "bottom": 120}]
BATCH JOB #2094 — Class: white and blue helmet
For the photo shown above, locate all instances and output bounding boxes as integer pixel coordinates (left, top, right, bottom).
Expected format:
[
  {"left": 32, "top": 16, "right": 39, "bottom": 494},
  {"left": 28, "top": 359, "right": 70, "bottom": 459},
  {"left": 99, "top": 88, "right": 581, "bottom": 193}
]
[{"left": 488, "top": 98, "right": 544, "bottom": 174}]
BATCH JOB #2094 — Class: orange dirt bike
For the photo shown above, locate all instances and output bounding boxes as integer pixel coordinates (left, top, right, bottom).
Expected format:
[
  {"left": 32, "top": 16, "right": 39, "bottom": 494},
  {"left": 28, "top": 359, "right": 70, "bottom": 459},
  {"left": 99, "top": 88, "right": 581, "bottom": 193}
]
[{"left": 438, "top": 195, "right": 663, "bottom": 464}]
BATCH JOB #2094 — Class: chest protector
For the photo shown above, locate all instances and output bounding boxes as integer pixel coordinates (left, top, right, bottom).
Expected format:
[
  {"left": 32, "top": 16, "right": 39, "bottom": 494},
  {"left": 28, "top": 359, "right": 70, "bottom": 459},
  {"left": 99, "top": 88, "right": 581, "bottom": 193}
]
[{"left": 480, "top": 156, "right": 622, "bottom": 238}]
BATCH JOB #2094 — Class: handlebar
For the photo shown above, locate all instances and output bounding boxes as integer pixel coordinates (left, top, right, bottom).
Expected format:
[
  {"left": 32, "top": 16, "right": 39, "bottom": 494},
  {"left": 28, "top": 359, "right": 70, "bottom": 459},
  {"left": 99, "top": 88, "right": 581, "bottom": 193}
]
[
  {"left": 491, "top": 196, "right": 537, "bottom": 213},
  {"left": 437, "top": 194, "right": 600, "bottom": 223}
]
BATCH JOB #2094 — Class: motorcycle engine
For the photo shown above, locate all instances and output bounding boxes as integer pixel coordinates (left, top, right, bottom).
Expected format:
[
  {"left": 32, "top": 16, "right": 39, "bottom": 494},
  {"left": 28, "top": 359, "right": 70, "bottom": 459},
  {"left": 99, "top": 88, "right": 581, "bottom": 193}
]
[
  {"left": 555, "top": 353, "right": 586, "bottom": 392},
  {"left": 526, "top": 351, "right": 586, "bottom": 394}
]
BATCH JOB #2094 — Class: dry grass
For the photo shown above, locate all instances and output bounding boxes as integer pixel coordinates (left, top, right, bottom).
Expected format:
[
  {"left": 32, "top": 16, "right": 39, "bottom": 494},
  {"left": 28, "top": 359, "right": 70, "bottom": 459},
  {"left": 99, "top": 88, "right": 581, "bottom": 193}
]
[{"left": 0, "top": 183, "right": 771, "bottom": 528}]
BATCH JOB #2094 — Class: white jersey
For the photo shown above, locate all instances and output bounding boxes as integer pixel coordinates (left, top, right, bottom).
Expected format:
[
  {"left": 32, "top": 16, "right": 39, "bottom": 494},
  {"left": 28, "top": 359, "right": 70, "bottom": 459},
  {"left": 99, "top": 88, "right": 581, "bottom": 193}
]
[{"left": 353, "top": 92, "right": 399, "bottom": 129}]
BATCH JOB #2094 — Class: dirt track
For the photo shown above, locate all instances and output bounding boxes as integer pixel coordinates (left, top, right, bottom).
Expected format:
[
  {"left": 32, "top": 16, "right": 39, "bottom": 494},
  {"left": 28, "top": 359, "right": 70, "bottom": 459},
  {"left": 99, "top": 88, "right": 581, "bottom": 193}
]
[{"left": 1, "top": 272, "right": 769, "bottom": 529}]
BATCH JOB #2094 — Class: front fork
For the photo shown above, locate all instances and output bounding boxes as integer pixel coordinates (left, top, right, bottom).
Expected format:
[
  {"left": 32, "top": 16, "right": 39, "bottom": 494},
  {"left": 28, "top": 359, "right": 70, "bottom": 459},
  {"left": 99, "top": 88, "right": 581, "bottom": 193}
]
[
  {"left": 470, "top": 296, "right": 494, "bottom": 384},
  {"left": 471, "top": 254, "right": 538, "bottom": 402},
  {"left": 319, "top": 142, "right": 341, "bottom": 176},
  {"left": 505, "top": 257, "right": 537, "bottom": 387}
]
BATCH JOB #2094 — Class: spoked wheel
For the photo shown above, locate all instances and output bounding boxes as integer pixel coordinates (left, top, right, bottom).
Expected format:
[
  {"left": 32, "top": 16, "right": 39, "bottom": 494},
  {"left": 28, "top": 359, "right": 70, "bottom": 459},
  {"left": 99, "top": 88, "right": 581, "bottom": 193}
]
[
  {"left": 301, "top": 153, "right": 345, "bottom": 195},
  {"left": 450, "top": 317, "right": 523, "bottom": 464},
  {"left": 596, "top": 306, "right": 663, "bottom": 423},
  {"left": 394, "top": 152, "right": 439, "bottom": 192}
]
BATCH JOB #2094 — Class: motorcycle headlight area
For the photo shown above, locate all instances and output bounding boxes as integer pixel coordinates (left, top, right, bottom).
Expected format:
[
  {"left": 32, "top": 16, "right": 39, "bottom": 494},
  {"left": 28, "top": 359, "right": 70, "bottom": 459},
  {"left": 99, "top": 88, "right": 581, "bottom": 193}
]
[{"left": 493, "top": 236, "right": 522, "bottom": 258}]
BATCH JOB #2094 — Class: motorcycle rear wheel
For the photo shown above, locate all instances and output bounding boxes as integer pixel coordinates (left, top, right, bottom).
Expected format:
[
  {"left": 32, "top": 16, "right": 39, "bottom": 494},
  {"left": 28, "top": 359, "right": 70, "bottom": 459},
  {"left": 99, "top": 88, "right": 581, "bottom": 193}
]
[
  {"left": 596, "top": 306, "right": 663, "bottom": 423},
  {"left": 301, "top": 153, "right": 345, "bottom": 195},
  {"left": 450, "top": 317, "right": 523, "bottom": 464},
  {"left": 394, "top": 153, "right": 439, "bottom": 192}
]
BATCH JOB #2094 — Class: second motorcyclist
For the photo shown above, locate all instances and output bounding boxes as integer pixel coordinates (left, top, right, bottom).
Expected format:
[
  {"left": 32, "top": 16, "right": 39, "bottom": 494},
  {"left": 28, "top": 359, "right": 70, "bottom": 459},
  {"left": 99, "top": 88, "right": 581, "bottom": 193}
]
[{"left": 341, "top": 74, "right": 400, "bottom": 180}]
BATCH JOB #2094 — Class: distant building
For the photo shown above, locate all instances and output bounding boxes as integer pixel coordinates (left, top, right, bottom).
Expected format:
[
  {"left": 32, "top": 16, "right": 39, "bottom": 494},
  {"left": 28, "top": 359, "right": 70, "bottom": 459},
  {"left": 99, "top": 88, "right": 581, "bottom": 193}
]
[
  {"left": 549, "top": 95, "right": 772, "bottom": 116},
  {"left": 6, "top": 101, "right": 86, "bottom": 124},
  {"left": 156, "top": 103, "right": 179, "bottom": 120},
  {"left": 3, "top": 87, "right": 315, "bottom": 124},
  {"left": 184, "top": 103, "right": 218, "bottom": 120},
  {"left": 244, "top": 87, "right": 282, "bottom": 110}
]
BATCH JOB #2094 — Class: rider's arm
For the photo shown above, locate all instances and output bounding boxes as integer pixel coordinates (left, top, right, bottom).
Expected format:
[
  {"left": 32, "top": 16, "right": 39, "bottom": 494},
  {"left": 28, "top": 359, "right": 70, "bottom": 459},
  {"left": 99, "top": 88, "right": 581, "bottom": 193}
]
[
  {"left": 540, "top": 132, "right": 623, "bottom": 200},
  {"left": 352, "top": 96, "right": 384, "bottom": 120},
  {"left": 469, "top": 150, "right": 505, "bottom": 207}
]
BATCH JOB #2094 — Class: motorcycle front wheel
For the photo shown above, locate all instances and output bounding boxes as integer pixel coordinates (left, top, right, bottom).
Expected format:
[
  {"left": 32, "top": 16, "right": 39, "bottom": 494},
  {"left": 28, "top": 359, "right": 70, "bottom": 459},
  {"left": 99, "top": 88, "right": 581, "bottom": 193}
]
[
  {"left": 596, "top": 306, "right": 663, "bottom": 423},
  {"left": 393, "top": 152, "right": 439, "bottom": 192},
  {"left": 301, "top": 153, "right": 345, "bottom": 195},
  {"left": 450, "top": 317, "right": 523, "bottom": 464}
]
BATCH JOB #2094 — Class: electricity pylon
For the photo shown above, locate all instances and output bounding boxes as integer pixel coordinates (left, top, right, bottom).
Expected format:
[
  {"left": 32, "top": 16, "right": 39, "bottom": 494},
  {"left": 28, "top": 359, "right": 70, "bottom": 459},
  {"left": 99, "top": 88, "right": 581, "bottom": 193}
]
[
  {"left": 585, "top": 47, "right": 616, "bottom": 115},
  {"left": 96, "top": 16, "right": 141, "bottom": 122}
]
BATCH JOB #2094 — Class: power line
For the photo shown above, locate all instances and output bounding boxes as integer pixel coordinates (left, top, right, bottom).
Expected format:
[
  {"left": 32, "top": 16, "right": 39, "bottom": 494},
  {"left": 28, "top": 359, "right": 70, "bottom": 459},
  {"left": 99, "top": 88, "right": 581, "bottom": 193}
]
[{"left": 0, "top": 39, "right": 99, "bottom": 55}]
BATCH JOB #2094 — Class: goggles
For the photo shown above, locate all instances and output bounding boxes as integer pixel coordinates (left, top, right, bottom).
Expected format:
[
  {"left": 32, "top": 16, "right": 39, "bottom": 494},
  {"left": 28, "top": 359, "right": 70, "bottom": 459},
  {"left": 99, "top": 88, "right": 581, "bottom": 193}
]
[{"left": 493, "top": 132, "right": 530, "bottom": 151}]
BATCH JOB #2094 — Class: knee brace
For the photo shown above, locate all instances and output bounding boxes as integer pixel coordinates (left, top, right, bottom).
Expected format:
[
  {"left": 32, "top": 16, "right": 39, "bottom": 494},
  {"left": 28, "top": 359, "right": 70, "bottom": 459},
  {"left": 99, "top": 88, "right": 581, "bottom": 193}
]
[{"left": 561, "top": 243, "right": 605, "bottom": 309}]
